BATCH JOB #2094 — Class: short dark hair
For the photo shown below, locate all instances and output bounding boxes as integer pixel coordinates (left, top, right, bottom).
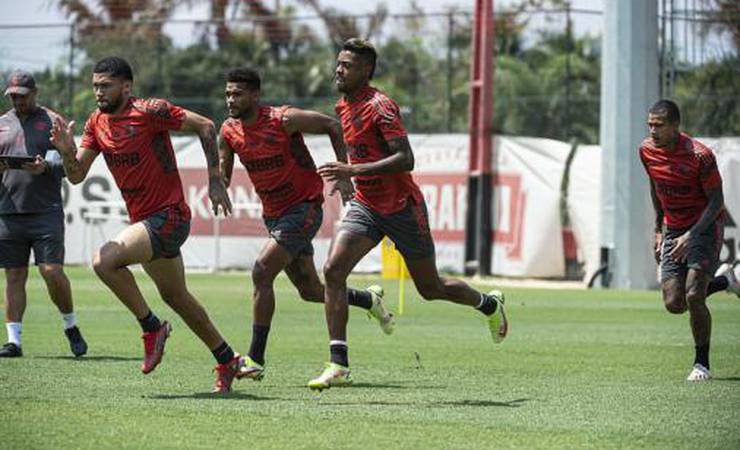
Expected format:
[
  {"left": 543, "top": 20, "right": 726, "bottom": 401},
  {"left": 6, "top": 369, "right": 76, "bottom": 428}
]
[
  {"left": 93, "top": 56, "right": 134, "bottom": 81},
  {"left": 226, "top": 68, "right": 261, "bottom": 91},
  {"left": 342, "top": 38, "right": 377, "bottom": 80},
  {"left": 649, "top": 99, "right": 680, "bottom": 124}
]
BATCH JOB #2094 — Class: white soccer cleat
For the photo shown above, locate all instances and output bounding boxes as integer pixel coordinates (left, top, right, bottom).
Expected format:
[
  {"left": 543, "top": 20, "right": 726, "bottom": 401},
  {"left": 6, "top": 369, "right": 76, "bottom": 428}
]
[
  {"left": 686, "top": 363, "right": 712, "bottom": 382},
  {"left": 366, "top": 285, "right": 395, "bottom": 335},
  {"left": 307, "top": 362, "right": 352, "bottom": 391},
  {"left": 719, "top": 263, "right": 740, "bottom": 299}
]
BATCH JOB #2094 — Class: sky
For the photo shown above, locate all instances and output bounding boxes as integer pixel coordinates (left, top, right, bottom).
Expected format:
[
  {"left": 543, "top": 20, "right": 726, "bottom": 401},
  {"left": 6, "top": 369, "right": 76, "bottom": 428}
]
[{"left": 0, "top": 0, "right": 605, "bottom": 72}]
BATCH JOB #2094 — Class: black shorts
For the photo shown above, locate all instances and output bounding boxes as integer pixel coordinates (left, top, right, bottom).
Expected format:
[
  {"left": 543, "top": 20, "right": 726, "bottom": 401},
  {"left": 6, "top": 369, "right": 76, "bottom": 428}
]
[
  {"left": 340, "top": 199, "right": 435, "bottom": 260},
  {"left": 141, "top": 204, "right": 191, "bottom": 260},
  {"left": 660, "top": 218, "right": 724, "bottom": 283},
  {"left": 0, "top": 210, "right": 65, "bottom": 268},
  {"left": 264, "top": 201, "right": 323, "bottom": 257}
]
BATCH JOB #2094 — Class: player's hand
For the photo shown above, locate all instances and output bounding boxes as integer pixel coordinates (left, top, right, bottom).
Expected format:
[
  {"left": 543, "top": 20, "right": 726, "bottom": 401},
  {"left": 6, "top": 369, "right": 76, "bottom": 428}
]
[
  {"left": 331, "top": 178, "right": 355, "bottom": 204},
  {"left": 653, "top": 231, "right": 663, "bottom": 264},
  {"left": 317, "top": 161, "right": 355, "bottom": 182},
  {"left": 667, "top": 231, "right": 690, "bottom": 263},
  {"left": 21, "top": 155, "right": 48, "bottom": 175},
  {"left": 50, "top": 117, "right": 76, "bottom": 155},
  {"left": 208, "top": 176, "right": 232, "bottom": 217}
]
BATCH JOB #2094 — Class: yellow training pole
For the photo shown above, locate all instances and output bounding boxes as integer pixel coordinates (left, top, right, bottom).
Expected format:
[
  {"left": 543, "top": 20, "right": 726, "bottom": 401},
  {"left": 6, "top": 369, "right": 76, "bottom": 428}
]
[{"left": 398, "top": 257, "right": 405, "bottom": 315}]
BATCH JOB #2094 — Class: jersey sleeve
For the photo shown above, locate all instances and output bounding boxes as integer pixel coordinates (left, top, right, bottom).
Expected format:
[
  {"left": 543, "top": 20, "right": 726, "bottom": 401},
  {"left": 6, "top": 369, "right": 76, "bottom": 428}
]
[
  {"left": 697, "top": 149, "right": 722, "bottom": 192},
  {"left": 141, "top": 98, "right": 186, "bottom": 132},
  {"left": 80, "top": 115, "right": 101, "bottom": 153},
  {"left": 372, "top": 97, "right": 407, "bottom": 142}
]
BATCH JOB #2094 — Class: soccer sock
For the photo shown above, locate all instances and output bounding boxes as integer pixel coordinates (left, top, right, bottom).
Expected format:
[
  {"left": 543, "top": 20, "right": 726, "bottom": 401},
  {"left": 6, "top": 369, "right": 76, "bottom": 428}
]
[
  {"left": 347, "top": 288, "right": 373, "bottom": 310},
  {"left": 212, "top": 341, "right": 236, "bottom": 365},
  {"left": 694, "top": 344, "right": 710, "bottom": 370},
  {"left": 137, "top": 311, "right": 162, "bottom": 333},
  {"left": 61, "top": 312, "right": 77, "bottom": 330},
  {"left": 475, "top": 293, "right": 498, "bottom": 316},
  {"left": 6, "top": 322, "right": 21, "bottom": 346},
  {"left": 329, "top": 340, "right": 349, "bottom": 367},
  {"left": 706, "top": 275, "right": 729, "bottom": 296},
  {"left": 248, "top": 324, "right": 270, "bottom": 365}
]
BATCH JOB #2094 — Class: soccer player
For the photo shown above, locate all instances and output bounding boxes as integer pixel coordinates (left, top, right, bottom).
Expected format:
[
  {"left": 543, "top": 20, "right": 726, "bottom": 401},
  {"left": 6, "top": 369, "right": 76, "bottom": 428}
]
[
  {"left": 309, "top": 38, "right": 509, "bottom": 390},
  {"left": 0, "top": 70, "right": 87, "bottom": 358},
  {"left": 640, "top": 99, "right": 740, "bottom": 382},
  {"left": 218, "top": 68, "right": 395, "bottom": 381},
  {"left": 50, "top": 57, "right": 243, "bottom": 393}
]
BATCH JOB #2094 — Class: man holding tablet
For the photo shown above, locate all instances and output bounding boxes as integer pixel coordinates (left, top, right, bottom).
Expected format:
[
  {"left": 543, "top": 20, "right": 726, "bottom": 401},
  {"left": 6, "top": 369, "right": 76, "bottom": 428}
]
[{"left": 0, "top": 70, "right": 87, "bottom": 358}]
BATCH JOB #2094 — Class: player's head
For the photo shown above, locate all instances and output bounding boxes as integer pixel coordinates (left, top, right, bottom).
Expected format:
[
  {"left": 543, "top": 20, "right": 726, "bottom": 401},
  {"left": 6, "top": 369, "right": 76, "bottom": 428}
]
[
  {"left": 335, "top": 38, "right": 377, "bottom": 94},
  {"left": 648, "top": 99, "right": 681, "bottom": 148},
  {"left": 225, "top": 68, "right": 261, "bottom": 119},
  {"left": 4, "top": 70, "right": 37, "bottom": 115},
  {"left": 92, "top": 56, "right": 134, "bottom": 113}
]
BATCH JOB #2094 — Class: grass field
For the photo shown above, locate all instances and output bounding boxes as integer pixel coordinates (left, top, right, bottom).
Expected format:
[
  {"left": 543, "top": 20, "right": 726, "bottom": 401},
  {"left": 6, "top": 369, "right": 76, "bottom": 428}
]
[{"left": 1, "top": 267, "right": 740, "bottom": 449}]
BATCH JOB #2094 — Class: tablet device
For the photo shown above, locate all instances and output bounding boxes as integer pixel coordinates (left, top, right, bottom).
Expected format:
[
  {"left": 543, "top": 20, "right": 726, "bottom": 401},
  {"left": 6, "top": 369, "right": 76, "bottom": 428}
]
[{"left": 0, "top": 155, "right": 36, "bottom": 170}]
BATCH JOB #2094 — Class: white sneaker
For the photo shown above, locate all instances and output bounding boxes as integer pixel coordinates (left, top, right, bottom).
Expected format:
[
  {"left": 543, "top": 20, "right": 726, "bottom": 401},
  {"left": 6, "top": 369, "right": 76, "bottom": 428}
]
[
  {"left": 686, "top": 363, "right": 712, "bottom": 382},
  {"left": 718, "top": 263, "right": 740, "bottom": 298},
  {"left": 366, "top": 285, "right": 395, "bottom": 335},
  {"left": 486, "top": 290, "right": 508, "bottom": 344}
]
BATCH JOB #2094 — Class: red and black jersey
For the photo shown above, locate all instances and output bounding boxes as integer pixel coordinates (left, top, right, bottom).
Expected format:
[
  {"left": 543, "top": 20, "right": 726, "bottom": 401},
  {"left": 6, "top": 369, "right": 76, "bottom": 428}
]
[
  {"left": 335, "top": 86, "right": 423, "bottom": 214},
  {"left": 81, "top": 97, "right": 190, "bottom": 223},
  {"left": 639, "top": 132, "right": 724, "bottom": 229},
  {"left": 220, "top": 106, "right": 323, "bottom": 218}
]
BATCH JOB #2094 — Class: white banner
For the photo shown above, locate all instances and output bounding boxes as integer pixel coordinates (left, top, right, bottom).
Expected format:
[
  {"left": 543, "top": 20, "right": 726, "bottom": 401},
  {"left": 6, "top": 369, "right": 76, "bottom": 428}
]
[{"left": 61, "top": 135, "right": 740, "bottom": 279}]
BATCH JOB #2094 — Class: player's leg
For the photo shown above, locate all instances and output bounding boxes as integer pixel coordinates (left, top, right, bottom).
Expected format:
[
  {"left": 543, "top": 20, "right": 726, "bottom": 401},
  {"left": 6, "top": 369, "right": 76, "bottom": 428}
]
[
  {"left": 0, "top": 215, "right": 30, "bottom": 357},
  {"left": 33, "top": 210, "right": 86, "bottom": 356},
  {"left": 710, "top": 262, "right": 740, "bottom": 298},
  {"left": 384, "top": 199, "right": 507, "bottom": 343},
  {"left": 142, "top": 255, "right": 243, "bottom": 392}
]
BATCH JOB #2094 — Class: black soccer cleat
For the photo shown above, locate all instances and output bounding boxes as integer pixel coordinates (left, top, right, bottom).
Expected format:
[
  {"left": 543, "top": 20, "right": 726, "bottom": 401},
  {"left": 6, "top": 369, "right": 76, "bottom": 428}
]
[
  {"left": 0, "top": 342, "right": 22, "bottom": 358},
  {"left": 64, "top": 326, "right": 88, "bottom": 357}
]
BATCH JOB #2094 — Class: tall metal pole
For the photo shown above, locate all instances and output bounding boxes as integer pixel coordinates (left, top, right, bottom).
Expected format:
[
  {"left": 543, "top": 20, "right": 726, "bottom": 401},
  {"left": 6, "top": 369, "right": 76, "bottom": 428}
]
[
  {"left": 464, "top": 0, "right": 495, "bottom": 276},
  {"left": 447, "top": 12, "right": 454, "bottom": 133}
]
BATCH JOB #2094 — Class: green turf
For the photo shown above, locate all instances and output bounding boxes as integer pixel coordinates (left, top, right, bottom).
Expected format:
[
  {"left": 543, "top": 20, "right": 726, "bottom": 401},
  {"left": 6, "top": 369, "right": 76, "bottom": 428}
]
[{"left": 1, "top": 267, "right": 739, "bottom": 449}]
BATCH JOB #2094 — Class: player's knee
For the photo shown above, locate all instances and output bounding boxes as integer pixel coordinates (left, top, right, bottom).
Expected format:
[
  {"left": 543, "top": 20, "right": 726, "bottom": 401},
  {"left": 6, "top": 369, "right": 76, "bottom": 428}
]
[
  {"left": 92, "top": 243, "right": 121, "bottom": 276},
  {"left": 664, "top": 299, "right": 686, "bottom": 314},
  {"left": 323, "top": 260, "right": 348, "bottom": 287},
  {"left": 38, "top": 265, "right": 64, "bottom": 283},
  {"left": 5, "top": 268, "right": 28, "bottom": 286},
  {"left": 251, "top": 260, "right": 275, "bottom": 289},
  {"left": 685, "top": 290, "right": 706, "bottom": 310},
  {"left": 298, "top": 284, "right": 323, "bottom": 302}
]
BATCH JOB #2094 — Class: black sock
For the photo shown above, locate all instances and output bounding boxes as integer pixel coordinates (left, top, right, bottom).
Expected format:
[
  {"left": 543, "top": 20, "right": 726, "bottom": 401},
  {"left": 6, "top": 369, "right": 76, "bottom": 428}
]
[
  {"left": 248, "top": 324, "right": 270, "bottom": 365},
  {"left": 212, "top": 341, "right": 235, "bottom": 365},
  {"left": 475, "top": 294, "right": 498, "bottom": 316},
  {"left": 694, "top": 344, "right": 710, "bottom": 370},
  {"left": 330, "top": 343, "right": 349, "bottom": 367},
  {"left": 706, "top": 275, "right": 729, "bottom": 296},
  {"left": 347, "top": 288, "right": 373, "bottom": 310},
  {"left": 138, "top": 311, "right": 161, "bottom": 333}
]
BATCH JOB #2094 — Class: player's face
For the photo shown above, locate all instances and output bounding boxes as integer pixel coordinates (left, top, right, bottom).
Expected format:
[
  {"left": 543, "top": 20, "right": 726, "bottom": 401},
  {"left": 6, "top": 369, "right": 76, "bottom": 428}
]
[
  {"left": 92, "top": 73, "right": 131, "bottom": 114},
  {"left": 225, "top": 82, "right": 259, "bottom": 119},
  {"left": 8, "top": 90, "right": 36, "bottom": 116},
  {"left": 647, "top": 113, "right": 679, "bottom": 148},
  {"left": 335, "top": 50, "right": 368, "bottom": 94}
]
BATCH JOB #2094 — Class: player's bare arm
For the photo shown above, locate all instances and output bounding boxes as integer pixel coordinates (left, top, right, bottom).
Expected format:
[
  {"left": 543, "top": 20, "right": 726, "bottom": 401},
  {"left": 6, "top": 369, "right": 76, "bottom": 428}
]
[
  {"left": 668, "top": 186, "right": 724, "bottom": 263},
  {"left": 218, "top": 135, "right": 235, "bottom": 188},
  {"left": 50, "top": 116, "right": 98, "bottom": 184},
  {"left": 648, "top": 178, "right": 665, "bottom": 263},
  {"left": 317, "top": 135, "right": 414, "bottom": 181},
  {"left": 282, "top": 107, "right": 354, "bottom": 202},
  {"left": 180, "top": 110, "right": 232, "bottom": 216}
]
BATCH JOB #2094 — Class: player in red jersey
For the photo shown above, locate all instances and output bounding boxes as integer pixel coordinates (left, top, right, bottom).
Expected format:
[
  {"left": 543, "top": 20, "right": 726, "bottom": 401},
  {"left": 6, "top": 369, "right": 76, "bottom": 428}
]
[
  {"left": 307, "top": 38, "right": 508, "bottom": 390},
  {"left": 640, "top": 99, "right": 740, "bottom": 382},
  {"left": 218, "top": 68, "right": 395, "bottom": 382},
  {"left": 50, "top": 57, "right": 244, "bottom": 393}
]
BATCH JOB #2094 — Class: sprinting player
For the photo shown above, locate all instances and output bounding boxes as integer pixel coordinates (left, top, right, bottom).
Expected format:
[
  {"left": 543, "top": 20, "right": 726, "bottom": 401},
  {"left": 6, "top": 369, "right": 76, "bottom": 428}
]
[
  {"left": 0, "top": 70, "right": 87, "bottom": 358},
  {"left": 310, "top": 38, "right": 508, "bottom": 390},
  {"left": 218, "top": 68, "right": 395, "bottom": 381},
  {"left": 50, "top": 56, "right": 244, "bottom": 393},
  {"left": 639, "top": 99, "right": 740, "bottom": 382}
]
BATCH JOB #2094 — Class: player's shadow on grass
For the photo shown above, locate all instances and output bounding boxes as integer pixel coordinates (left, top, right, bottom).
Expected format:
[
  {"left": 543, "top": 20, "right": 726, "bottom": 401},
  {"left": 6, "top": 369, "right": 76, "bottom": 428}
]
[
  {"left": 433, "top": 398, "right": 529, "bottom": 408},
  {"left": 712, "top": 377, "right": 740, "bottom": 382},
  {"left": 36, "top": 355, "right": 140, "bottom": 362},
  {"left": 347, "top": 382, "right": 445, "bottom": 390},
  {"left": 148, "top": 392, "right": 279, "bottom": 401}
]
